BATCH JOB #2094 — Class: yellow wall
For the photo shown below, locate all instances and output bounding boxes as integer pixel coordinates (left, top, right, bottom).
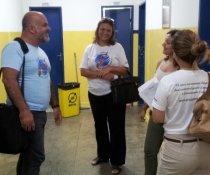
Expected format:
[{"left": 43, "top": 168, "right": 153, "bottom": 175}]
[
  {"left": 133, "top": 33, "right": 138, "bottom": 76},
  {"left": 144, "top": 27, "right": 198, "bottom": 81},
  {"left": 63, "top": 31, "right": 94, "bottom": 108},
  {"left": 0, "top": 31, "right": 95, "bottom": 107},
  {"left": 143, "top": 27, "right": 198, "bottom": 121},
  {"left": 0, "top": 28, "right": 197, "bottom": 106},
  {"left": 145, "top": 29, "right": 168, "bottom": 80},
  {"left": 63, "top": 31, "right": 139, "bottom": 108}
]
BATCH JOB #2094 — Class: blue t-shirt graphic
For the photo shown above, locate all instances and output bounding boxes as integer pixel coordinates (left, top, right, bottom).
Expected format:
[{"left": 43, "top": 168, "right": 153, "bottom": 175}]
[
  {"left": 38, "top": 58, "right": 48, "bottom": 78},
  {"left": 95, "top": 51, "right": 111, "bottom": 69}
]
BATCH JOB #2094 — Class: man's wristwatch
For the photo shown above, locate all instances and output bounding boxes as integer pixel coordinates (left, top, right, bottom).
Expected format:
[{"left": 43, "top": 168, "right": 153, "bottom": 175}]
[{"left": 52, "top": 104, "right": 59, "bottom": 109}]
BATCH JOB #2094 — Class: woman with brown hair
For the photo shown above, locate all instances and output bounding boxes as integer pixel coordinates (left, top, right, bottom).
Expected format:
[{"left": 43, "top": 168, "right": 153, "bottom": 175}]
[
  {"left": 80, "top": 18, "right": 129, "bottom": 174},
  {"left": 139, "top": 29, "right": 179, "bottom": 175}
]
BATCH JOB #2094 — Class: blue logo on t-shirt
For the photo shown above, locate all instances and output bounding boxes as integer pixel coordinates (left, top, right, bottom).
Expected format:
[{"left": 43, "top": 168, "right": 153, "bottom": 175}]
[
  {"left": 95, "top": 52, "right": 111, "bottom": 69},
  {"left": 38, "top": 58, "right": 48, "bottom": 78}
]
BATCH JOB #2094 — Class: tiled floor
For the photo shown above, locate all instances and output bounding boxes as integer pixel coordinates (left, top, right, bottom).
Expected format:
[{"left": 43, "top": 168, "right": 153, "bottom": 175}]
[{"left": 0, "top": 106, "right": 147, "bottom": 175}]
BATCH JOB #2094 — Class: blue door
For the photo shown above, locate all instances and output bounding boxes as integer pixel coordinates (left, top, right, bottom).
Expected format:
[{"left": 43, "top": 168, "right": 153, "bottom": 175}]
[
  {"left": 138, "top": 3, "right": 146, "bottom": 84},
  {"left": 102, "top": 6, "right": 134, "bottom": 73},
  {"left": 30, "top": 7, "right": 64, "bottom": 98},
  {"left": 198, "top": 0, "right": 210, "bottom": 71},
  {"left": 138, "top": 3, "right": 146, "bottom": 105}
]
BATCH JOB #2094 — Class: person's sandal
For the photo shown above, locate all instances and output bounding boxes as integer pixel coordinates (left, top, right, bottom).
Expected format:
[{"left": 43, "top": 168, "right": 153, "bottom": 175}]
[
  {"left": 111, "top": 166, "right": 121, "bottom": 174},
  {"left": 91, "top": 157, "right": 108, "bottom": 166}
]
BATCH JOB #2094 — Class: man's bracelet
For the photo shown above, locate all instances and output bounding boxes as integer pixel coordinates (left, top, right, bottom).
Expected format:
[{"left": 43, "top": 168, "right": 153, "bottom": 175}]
[{"left": 52, "top": 104, "right": 59, "bottom": 109}]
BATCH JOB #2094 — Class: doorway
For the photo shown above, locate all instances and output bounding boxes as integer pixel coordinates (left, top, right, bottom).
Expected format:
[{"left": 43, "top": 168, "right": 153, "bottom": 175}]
[
  {"left": 198, "top": 0, "right": 210, "bottom": 71},
  {"left": 138, "top": 2, "right": 146, "bottom": 105},
  {"left": 29, "top": 7, "right": 64, "bottom": 98},
  {"left": 101, "top": 6, "right": 134, "bottom": 73},
  {"left": 138, "top": 3, "right": 146, "bottom": 85}
]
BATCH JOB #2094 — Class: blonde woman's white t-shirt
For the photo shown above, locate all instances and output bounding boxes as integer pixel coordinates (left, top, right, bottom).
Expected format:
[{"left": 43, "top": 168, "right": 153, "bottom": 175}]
[
  {"left": 152, "top": 70, "right": 208, "bottom": 134},
  {"left": 80, "top": 43, "right": 129, "bottom": 96}
]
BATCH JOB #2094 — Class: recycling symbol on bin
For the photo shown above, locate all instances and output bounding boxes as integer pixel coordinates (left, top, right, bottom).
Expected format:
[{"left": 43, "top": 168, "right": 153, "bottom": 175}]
[{"left": 68, "top": 92, "right": 77, "bottom": 105}]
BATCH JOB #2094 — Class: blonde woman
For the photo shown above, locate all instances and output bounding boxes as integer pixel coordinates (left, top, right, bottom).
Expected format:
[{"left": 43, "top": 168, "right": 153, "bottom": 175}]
[{"left": 152, "top": 30, "right": 210, "bottom": 175}]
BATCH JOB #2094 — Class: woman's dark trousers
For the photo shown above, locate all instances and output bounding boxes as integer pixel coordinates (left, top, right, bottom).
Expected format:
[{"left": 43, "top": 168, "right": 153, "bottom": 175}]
[
  {"left": 144, "top": 116, "right": 164, "bottom": 175},
  {"left": 88, "top": 92, "right": 126, "bottom": 166}
]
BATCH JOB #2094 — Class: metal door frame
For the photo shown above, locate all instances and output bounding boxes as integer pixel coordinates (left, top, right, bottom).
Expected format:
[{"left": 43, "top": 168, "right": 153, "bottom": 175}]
[{"left": 101, "top": 6, "right": 134, "bottom": 73}]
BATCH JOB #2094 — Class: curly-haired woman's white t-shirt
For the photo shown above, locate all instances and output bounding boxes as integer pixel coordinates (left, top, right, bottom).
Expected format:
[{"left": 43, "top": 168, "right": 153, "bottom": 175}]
[{"left": 80, "top": 43, "right": 129, "bottom": 96}]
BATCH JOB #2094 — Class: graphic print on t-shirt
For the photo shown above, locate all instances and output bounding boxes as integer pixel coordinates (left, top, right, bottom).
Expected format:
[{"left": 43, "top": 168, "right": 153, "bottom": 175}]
[
  {"left": 38, "top": 58, "right": 48, "bottom": 78},
  {"left": 95, "top": 51, "right": 111, "bottom": 69},
  {"left": 174, "top": 81, "right": 207, "bottom": 103}
]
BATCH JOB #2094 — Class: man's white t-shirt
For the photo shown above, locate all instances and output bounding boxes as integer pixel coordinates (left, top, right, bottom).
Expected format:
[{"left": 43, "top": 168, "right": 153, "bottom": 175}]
[
  {"left": 152, "top": 70, "right": 208, "bottom": 134},
  {"left": 80, "top": 43, "right": 129, "bottom": 96}
]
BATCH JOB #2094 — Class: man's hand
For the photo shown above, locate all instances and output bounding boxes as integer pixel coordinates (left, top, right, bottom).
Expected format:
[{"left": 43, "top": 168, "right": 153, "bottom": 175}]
[
  {"left": 19, "top": 110, "right": 35, "bottom": 132},
  {"left": 53, "top": 107, "right": 62, "bottom": 126}
]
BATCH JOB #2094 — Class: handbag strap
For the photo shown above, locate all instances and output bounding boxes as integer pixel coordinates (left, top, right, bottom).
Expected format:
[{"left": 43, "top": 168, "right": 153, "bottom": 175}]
[
  {"left": 198, "top": 72, "right": 210, "bottom": 101},
  {"left": 205, "top": 73, "right": 210, "bottom": 99},
  {"left": 118, "top": 70, "right": 132, "bottom": 79}
]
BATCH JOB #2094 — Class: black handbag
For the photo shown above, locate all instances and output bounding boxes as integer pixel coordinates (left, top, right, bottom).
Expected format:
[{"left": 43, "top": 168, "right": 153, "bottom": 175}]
[
  {"left": 111, "top": 72, "right": 141, "bottom": 105},
  {"left": 0, "top": 104, "right": 28, "bottom": 154},
  {"left": 0, "top": 38, "right": 29, "bottom": 154}
]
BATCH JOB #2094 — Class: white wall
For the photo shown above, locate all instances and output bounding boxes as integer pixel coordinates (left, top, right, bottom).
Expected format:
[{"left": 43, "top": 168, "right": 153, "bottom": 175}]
[
  {"left": 171, "top": 0, "right": 199, "bottom": 28},
  {"left": 146, "top": 0, "right": 199, "bottom": 29},
  {"left": 0, "top": 1, "right": 23, "bottom": 31},
  {"left": 22, "top": 0, "right": 143, "bottom": 31},
  {"left": 0, "top": 0, "right": 199, "bottom": 32},
  {"left": 146, "top": 0, "right": 162, "bottom": 29}
]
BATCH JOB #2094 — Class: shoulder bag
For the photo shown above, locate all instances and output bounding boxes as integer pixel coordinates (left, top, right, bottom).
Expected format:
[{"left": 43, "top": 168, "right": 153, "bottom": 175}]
[
  {"left": 189, "top": 72, "right": 210, "bottom": 143},
  {"left": 0, "top": 37, "right": 29, "bottom": 154},
  {"left": 111, "top": 72, "right": 140, "bottom": 105}
]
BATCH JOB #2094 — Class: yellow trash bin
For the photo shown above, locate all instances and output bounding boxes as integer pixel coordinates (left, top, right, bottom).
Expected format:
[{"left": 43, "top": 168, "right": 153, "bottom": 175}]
[{"left": 58, "top": 82, "right": 80, "bottom": 117}]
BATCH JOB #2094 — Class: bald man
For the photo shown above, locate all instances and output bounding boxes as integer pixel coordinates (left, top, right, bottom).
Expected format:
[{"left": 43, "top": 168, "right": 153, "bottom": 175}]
[{"left": 1, "top": 11, "right": 62, "bottom": 175}]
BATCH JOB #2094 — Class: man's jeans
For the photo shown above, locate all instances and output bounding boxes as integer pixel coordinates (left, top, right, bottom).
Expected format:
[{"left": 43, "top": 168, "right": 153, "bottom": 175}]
[{"left": 17, "top": 111, "right": 47, "bottom": 175}]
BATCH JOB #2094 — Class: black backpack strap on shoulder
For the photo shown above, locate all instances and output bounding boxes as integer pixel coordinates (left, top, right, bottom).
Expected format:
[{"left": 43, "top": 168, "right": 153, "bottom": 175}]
[
  {"left": 14, "top": 37, "right": 29, "bottom": 54},
  {"left": 1, "top": 38, "right": 28, "bottom": 77},
  {"left": 13, "top": 37, "right": 29, "bottom": 97}
]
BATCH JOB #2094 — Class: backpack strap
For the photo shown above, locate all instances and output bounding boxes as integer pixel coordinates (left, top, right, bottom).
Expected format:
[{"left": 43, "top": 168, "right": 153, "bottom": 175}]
[
  {"left": 14, "top": 37, "right": 29, "bottom": 54},
  {"left": 1, "top": 38, "right": 29, "bottom": 102},
  {"left": 0, "top": 38, "right": 29, "bottom": 75},
  {"left": 14, "top": 37, "right": 29, "bottom": 97}
]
